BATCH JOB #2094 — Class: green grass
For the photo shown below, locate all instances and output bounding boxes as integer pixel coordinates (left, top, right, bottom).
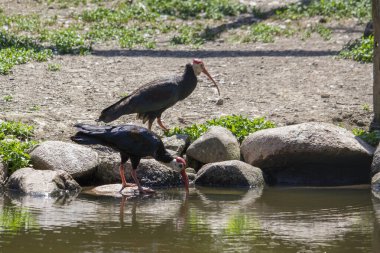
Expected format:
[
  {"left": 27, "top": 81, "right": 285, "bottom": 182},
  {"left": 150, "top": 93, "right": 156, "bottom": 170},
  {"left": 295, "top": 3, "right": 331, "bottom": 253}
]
[
  {"left": 0, "top": 32, "right": 52, "bottom": 75},
  {"left": 3, "top": 95, "right": 13, "bottom": 102},
  {"left": 301, "top": 24, "right": 332, "bottom": 41},
  {"left": 47, "top": 63, "right": 61, "bottom": 71},
  {"left": 165, "top": 115, "right": 276, "bottom": 143},
  {"left": 339, "top": 35, "right": 374, "bottom": 63},
  {"left": 353, "top": 128, "right": 380, "bottom": 146},
  {"left": 238, "top": 23, "right": 295, "bottom": 43},
  {"left": 275, "top": 0, "right": 371, "bottom": 21},
  {"left": 0, "top": 121, "right": 37, "bottom": 173}
]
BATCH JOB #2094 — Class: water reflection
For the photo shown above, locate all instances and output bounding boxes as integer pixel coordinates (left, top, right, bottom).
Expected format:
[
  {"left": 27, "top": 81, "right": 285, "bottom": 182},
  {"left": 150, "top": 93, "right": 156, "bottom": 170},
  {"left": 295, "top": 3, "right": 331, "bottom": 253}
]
[{"left": 0, "top": 187, "right": 377, "bottom": 253}]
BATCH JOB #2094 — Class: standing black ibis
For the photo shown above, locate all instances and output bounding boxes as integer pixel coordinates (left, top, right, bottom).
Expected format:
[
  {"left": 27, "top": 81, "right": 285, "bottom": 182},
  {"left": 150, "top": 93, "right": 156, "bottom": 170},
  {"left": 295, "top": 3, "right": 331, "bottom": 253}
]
[
  {"left": 71, "top": 123, "right": 189, "bottom": 193},
  {"left": 98, "top": 59, "right": 220, "bottom": 131}
]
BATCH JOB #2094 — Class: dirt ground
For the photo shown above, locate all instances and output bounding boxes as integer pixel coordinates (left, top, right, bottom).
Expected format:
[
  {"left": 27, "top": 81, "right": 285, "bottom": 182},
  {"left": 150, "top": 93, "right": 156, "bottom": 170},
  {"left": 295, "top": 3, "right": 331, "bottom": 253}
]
[{"left": 0, "top": 1, "right": 373, "bottom": 141}]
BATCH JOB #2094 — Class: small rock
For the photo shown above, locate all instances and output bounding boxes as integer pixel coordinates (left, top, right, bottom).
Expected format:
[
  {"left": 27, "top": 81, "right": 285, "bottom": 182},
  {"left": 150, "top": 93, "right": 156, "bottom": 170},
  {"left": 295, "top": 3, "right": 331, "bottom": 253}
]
[
  {"left": 84, "top": 184, "right": 152, "bottom": 197},
  {"left": 162, "top": 134, "right": 190, "bottom": 156},
  {"left": 185, "top": 168, "right": 196, "bottom": 174},
  {"left": 216, "top": 98, "right": 224, "bottom": 105},
  {"left": 195, "top": 160, "right": 264, "bottom": 188}
]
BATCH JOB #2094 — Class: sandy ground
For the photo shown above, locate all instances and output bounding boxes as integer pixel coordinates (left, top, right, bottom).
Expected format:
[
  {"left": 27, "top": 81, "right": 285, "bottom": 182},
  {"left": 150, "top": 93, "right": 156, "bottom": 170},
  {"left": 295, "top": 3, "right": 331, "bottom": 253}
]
[{"left": 0, "top": 1, "right": 373, "bottom": 141}]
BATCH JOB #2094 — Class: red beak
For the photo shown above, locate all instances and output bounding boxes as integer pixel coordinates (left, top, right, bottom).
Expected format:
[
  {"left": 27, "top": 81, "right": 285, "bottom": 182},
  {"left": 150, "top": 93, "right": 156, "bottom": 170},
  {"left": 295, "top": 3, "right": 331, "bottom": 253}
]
[
  {"left": 180, "top": 169, "right": 189, "bottom": 193},
  {"left": 201, "top": 66, "right": 220, "bottom": 96}
]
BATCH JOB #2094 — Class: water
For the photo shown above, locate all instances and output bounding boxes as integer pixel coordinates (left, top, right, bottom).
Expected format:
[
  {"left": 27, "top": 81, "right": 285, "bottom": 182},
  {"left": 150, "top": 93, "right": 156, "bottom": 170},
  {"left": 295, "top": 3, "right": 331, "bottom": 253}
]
[{"left": 0, "top": 186, "right": 379, "bottom": 253}]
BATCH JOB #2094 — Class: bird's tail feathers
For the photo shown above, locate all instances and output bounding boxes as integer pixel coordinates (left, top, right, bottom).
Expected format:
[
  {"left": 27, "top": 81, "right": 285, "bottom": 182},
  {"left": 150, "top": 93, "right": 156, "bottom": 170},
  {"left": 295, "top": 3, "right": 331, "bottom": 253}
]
[
  {"left": 73, "top": 123, "right": 112, "bottom": 134},
  {"left": 71, "top": 132, "right": 105, "bottom": 145},
  {"left": 98, "top": 95, "right": 132, "bottom": 123}
]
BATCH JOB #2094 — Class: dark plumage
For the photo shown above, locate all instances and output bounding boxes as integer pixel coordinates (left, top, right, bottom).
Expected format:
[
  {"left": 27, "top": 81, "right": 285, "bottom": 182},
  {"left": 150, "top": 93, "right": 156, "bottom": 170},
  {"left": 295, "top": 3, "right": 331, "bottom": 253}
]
[
  {"left": 71, "top": 123, "right": 189, "bottom": 193},
  {"left": 98, "top": 59, "right": 219, "bottom": 130}
]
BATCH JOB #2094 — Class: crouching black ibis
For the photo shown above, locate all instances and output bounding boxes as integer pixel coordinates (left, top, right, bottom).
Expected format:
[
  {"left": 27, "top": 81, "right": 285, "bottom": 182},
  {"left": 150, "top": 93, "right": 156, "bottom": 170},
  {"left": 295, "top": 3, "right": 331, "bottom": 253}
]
[
  {"left": 71, "top": 123, "right": 189, "bottom": 193},
  {"left": 98, "top": 59, "right": 220, "bottom": 131}
]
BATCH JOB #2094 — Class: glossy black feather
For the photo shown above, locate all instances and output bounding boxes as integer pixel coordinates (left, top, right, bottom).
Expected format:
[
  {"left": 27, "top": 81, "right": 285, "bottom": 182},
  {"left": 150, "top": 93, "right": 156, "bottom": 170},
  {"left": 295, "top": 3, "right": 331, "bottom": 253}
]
[
  {"left": 98, "top": 64, "right": 197, "bottom": 123},
  {"left": 71, "top": 124, "right": 173, "bottom": 164}
]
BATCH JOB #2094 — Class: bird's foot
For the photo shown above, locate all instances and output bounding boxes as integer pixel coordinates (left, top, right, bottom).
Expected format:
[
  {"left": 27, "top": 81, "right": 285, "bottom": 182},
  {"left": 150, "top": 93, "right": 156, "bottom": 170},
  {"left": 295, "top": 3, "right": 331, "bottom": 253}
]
[
  {"left": 136, "top": 187, "right": 155, "bottom": 194},
  {"left": 119, "top": 183, "right": 137, "bottom": 193}
]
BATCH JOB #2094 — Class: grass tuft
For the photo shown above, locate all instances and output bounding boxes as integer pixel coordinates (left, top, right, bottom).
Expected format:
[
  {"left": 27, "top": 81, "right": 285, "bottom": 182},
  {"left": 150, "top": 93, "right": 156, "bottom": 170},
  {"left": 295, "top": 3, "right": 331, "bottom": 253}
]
[
  {"left": 339, "top": 35, "right": 374, "bottom": 63},
  {"left": 0, "top": 121, "right": 37, "bottom": 173},
  {"left": 165, "top": 115, "right": 275, "bottom": 143}
]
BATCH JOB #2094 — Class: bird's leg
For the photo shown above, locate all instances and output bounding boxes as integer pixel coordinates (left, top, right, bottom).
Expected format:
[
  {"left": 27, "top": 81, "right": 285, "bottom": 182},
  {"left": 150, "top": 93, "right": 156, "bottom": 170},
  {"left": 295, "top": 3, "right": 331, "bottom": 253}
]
[
  {"left": 119, "top": 163, "right": 136, "bottom": 193},
  {"left": 157, "top": 117, "right": 169, "bottom": 131},
  {"left": 129, "top": 156, "right": 155, "bottom": 194},
  {"left": 147, "top": 118, "right": 155, "bottom": 131},
  {"left": 130, "top": 169, "right": 155, "bottom": 194}
]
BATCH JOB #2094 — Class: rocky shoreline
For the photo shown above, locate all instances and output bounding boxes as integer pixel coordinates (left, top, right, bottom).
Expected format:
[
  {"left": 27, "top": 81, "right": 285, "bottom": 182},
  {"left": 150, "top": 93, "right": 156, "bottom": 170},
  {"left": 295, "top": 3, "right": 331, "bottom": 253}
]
[{"left": 2, "top": 121, "right": 380, "bottom": 199}]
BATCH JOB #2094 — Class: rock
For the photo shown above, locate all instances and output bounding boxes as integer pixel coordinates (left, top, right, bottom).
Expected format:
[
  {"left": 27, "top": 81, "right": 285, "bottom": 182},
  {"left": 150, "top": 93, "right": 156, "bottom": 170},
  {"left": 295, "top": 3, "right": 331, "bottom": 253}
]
[
  {"left": 185, "top": 167, "right": 196, "bottom": 174},
  {"left": 6, "top": 167, "right": 81, "bottom": 196},
  {"left": 372, "top": 145, "right": 380, "bottom": 176},
  {"left": 186, "top": 126, "right": 240, "bottom": 164},
  {"left": 84, "top": 184, "right": 152, "bottom": 197},
  {"left": 30, "top": 141, "right": 99, "bottom": 181},
  {"left": 195, "top": 160, "right": 264, "bottom": 188},
  {"left": 162, "top": 134, "right": 190, "bottom": 156},
  {"left": 186, "top": 172, "right": 197, "bottom": 182},
  {"left": 184, "top": 154, "right": 204, "bottom": 172},
  {"left": 0, "top": 160, "right": 7, "bottom": 185},
  {"left": 241, "top": 122, "right": 375, "bottom": 186},
  {"left": 372, "top": 173, "right": 380, "bottom": 199},
  {"left": 95, "top": 149, "right": 183, "bottom": 188}
]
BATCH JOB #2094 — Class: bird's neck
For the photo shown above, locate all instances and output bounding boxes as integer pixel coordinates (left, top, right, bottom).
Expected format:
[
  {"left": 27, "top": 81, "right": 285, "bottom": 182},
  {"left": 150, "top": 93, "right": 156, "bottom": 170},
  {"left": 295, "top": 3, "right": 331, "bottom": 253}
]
[
  {"left": 154, "top": 144, "right": 174, "bottom": 163},
  {"left": 177, "top": 64, "right": 198, "bottom": 100}
]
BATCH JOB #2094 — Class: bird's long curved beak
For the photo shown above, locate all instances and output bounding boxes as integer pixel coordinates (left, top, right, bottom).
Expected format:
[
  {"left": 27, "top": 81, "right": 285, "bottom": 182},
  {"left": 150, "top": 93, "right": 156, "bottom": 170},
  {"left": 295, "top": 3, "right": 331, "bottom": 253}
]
[
  {"left": 180, "top": 169, "right": 189, "bottom": 193},
  {"left": 202, "top": 67, "right": 221, "bottom": 96}
]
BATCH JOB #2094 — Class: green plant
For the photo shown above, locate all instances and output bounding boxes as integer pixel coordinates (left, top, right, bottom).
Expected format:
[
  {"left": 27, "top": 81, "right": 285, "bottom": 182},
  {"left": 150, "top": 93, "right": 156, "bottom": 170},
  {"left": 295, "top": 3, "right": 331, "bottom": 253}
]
[
  {"left": 0, "top": 32, "right": 52, "bottom": 75},
  {"left": 239, "top": 23, "right": 295, "bottom": 43},
  {"left": 3, "top": 95, "right": 13, "bottom": 102},
  {"left": 339, "top": 35, "right": 374, "bottom": 63},
  {"left": 0, "top": 121, "right": 37, "bottom": 173},
  {"left": 47, "top": 63, "right": 61, "bottom": 71},
  {"left": 165, "top": 115, "right": 276, "bottom": 143},
  {"left": 29, "top": 105, "right": 41, "bottom": 111},
  {"left": 43, "top": 28, "right": 91, "bottom": 54},
  {"left": 352, "top": 128, "right": 380, "bottom": 146},
  {"left": 362, "top": 103, "right": 370, "bottom": 111},
  {"left": 275, "top": 0, "right": 371, "bottom": 21}
]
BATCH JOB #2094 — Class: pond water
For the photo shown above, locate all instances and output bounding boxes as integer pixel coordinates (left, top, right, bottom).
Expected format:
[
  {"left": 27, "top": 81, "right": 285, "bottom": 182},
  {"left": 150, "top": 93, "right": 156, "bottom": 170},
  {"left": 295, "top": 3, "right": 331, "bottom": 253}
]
[{"left": 0, "top": 186, "right": 379, "bottom": 253}]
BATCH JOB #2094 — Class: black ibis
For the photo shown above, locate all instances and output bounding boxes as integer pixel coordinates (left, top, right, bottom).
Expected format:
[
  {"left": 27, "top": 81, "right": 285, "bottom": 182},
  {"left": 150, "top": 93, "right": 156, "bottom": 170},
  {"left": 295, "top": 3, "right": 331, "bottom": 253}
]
[
  {"left": 71, "top": 123, "right": 189, "bottom": 193},
  {"left": 98, "top": 59, "right": 220, "bottom": 131}
]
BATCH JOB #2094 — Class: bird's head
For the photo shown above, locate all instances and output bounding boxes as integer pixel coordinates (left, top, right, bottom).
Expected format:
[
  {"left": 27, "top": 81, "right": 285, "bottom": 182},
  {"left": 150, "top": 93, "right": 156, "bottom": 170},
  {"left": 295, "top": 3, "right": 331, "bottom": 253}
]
[
  {"left": 192, "top": 59, "right": 221, "bottom": 96},
  {"left": 170, "top": 157, "right": 189, "bottom": 193}
]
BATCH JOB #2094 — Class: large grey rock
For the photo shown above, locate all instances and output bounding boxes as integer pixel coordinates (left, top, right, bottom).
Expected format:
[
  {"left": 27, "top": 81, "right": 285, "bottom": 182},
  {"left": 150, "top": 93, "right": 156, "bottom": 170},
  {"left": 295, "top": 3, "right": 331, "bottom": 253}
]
[
  {"left": 186, "top": 126, "right": 240, "bottom": 164},
  {"left": 195, "top": 160, "right": 264, "bottom": 188},
  {"left": 241, "top": 122, "right": 375, "bottom": 186},
  {"left": 30, "top": 141, "right": 99, "bottom": 180},
  {"left": 372, "top": 144, "right": 380, "bottom": 176},
  {"left": 162, "top": 134, "right": 190, "bottom": 156},
  {"left": 6, "top": 167, "right": 81, "bottom": 196},
  {"left": 372, "top": 173, "right": 380, "bottom": 199},
  {"left": 95, "top": 149, "right": 183, "bottom": 188}
]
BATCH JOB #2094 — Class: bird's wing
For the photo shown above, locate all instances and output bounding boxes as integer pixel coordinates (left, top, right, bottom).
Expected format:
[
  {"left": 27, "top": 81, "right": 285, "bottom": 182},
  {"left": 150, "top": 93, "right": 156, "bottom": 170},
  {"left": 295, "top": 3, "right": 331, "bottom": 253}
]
[
  {"left": 119, "top": 78, "right": 180, "bottom": 113},
  {"left": 106, "top": 125, "right": 160, "bottom": 156}
]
